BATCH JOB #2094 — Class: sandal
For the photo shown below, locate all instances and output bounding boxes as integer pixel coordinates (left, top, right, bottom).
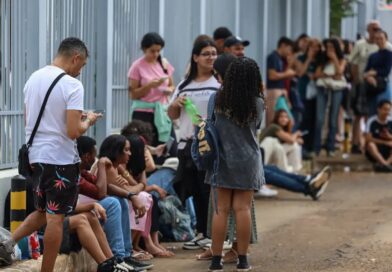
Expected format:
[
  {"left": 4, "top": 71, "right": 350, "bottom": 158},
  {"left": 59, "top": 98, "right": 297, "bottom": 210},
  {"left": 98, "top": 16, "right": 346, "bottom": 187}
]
[
  {"left": 151, "top": 250, "right": 175, "bottom": 258},
  {"left": 196, "top": 248, "right": 213, "bottom": 261},
  {"left": 223, "top": 248, "right": 238, "bottom": 264},
  {"left": 132, "top": 250, "right": 153, "bottom": 261}
]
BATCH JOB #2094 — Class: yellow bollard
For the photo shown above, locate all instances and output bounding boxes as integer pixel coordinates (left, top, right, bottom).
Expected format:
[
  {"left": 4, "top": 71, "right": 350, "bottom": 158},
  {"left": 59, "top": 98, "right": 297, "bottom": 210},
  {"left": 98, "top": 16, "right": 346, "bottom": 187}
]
[
  {"left": 343, "top": 117, "right": 352, "bottom": 154},
  {"left": 10, "top": 175, "right": 26, "bottom": 233}
]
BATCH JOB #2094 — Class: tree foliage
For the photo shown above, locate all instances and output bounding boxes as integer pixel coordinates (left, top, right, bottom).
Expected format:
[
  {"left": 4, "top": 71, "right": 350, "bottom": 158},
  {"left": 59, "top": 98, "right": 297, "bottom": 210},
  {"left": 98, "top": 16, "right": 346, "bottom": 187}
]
[{"left": 330, "top": 0, "right": 359, "bottom": 36}]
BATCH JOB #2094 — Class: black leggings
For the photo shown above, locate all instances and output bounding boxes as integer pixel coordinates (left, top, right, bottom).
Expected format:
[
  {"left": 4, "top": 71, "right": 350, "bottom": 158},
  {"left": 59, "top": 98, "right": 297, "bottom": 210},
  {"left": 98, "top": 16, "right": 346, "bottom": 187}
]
[
  {"left": 150, "top": 194, "right": 161, "bottom": 233},
  {"left": 173, "top": 140, "right": 210, "bottom": 237}
]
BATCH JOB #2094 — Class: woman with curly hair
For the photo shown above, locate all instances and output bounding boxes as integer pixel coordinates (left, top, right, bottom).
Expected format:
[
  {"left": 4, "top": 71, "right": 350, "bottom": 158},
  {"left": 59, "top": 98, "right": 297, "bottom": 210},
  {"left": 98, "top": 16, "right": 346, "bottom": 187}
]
[{"left": 207, "top": 57, "right": 264, "bottom": 272}]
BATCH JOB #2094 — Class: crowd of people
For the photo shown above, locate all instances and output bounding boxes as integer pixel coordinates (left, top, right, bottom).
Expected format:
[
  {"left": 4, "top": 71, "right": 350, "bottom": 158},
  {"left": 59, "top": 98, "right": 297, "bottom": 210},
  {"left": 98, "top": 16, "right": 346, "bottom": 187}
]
[
  {"left": 0, "top": 20, "right": 391, "bottom": 272},
  {"left": 261, "top": 20, "right": 392, "bottom": 174}
]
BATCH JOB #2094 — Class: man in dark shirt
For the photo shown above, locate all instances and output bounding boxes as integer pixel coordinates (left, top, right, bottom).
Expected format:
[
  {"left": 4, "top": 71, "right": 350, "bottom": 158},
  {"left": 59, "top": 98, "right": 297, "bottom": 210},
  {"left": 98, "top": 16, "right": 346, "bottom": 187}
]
[
  {"left": 266, "top": 37, "right": 297, "bottom": 125},
  {"left": 365, "top": 100, "right": 392, "bottom": 172},
  {"left": 77, "top": 136, "right": 153, "bottom": 271},
  {"left": 364, "top": 30, "right": 392, "bottom": 116}
]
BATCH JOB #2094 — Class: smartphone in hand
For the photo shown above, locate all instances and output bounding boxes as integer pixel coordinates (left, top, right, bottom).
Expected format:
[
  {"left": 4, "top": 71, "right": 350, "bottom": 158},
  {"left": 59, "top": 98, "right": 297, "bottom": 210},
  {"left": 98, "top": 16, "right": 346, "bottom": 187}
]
[
  {"left": 164, "top": 137, "right": 175, "bottom": 156},
  {"left": 301, "top": 130, "right": 309, "bottom": 136},
  {"left": 94, "top": 109, "right": 105, "bottom": 115}
]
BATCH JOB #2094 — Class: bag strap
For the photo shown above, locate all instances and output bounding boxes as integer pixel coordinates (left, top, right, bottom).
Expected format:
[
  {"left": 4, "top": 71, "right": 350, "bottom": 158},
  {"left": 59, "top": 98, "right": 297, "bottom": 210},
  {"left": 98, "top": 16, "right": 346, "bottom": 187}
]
[
  {"left": 207, "top": 92, "right": 217, "bottom": 121},
  {"left": 27, "top": 73, "right": 66, "bottom": 147}
]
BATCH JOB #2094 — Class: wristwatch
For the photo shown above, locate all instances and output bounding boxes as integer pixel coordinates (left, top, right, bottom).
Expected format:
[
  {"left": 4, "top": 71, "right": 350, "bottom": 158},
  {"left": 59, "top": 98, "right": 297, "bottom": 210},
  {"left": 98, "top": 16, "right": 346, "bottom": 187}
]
[{"left": 127, "top": 192, "right": 138, "bottom": 200}]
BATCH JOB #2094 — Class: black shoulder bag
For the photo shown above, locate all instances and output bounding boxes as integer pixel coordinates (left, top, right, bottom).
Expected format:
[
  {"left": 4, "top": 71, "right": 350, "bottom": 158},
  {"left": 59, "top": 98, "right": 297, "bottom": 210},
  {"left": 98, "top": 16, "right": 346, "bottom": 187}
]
[{"left": 18, "top": 73, "right": 66, "bottom": 178}]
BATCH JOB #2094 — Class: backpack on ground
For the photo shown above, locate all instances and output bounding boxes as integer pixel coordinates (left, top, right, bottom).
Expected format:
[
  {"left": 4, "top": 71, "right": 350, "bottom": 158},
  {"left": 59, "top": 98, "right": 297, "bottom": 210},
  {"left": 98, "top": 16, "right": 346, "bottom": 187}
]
[{"left": 158, "top": 195, "right": 195, "bottom": 242}]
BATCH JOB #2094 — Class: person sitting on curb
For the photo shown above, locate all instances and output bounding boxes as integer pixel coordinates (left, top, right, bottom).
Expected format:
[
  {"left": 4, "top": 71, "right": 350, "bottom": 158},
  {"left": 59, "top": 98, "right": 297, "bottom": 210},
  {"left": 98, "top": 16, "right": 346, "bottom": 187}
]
[
  {"left": 365, "top": 100, "right": 392, "bottom": 172},
  {"left": 0, "top": 202, "right": 130, "bottom": 272},
  {"left": 76, "top": 136, "right": 153, "bottom": 271}
]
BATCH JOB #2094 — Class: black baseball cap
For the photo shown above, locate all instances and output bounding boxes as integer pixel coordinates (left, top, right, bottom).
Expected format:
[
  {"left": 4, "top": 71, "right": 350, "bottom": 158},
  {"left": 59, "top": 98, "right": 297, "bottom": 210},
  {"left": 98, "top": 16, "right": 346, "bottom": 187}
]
[{"left": 224, "top": 36, "right": 250, "bottom": 47}]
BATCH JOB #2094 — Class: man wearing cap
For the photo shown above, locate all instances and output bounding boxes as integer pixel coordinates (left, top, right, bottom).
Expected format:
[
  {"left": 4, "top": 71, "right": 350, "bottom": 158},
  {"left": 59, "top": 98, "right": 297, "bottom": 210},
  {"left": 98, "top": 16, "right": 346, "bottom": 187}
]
[{"left": 223, "top": 36, "right": 250, "bottom": 57}]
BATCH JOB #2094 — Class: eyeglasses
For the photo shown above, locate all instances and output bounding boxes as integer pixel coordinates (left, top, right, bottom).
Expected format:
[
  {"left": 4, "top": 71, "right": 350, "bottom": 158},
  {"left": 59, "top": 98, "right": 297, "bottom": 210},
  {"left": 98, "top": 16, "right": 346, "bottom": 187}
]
[{"left": 199, "top": 52, "right": 218, "bottom": 58}]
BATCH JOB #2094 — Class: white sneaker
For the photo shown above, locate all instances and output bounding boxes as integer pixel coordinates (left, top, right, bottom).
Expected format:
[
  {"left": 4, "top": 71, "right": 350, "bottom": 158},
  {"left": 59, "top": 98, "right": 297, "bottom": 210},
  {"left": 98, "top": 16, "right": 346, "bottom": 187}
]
[
  {"left": 203, "top": 240, "right": 233, "bottom": 250},
  {"left": 255, "top": 185, "right": 278, "bottom": 197},
  {"left": 183, "top": 234, "right": 211, "bottom": 250}
]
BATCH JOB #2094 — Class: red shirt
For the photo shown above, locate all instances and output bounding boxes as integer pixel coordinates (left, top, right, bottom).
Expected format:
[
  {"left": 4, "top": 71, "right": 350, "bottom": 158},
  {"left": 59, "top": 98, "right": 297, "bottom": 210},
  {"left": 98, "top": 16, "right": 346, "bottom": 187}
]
[{"left": 79, "top": 170, "right": 101, "bottom": 200}]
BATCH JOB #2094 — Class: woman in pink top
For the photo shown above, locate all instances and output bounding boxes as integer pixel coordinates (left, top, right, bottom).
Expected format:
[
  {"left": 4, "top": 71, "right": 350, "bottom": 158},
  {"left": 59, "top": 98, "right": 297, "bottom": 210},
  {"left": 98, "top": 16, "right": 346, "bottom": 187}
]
[{"left": 128, "top": 32, "right": 176, "bottom": 150}]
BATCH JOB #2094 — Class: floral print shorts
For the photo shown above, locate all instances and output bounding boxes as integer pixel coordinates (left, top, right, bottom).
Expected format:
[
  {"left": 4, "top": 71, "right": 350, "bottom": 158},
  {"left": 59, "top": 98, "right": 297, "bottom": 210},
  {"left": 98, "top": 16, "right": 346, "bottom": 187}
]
[{"left": 31, "top": 163, "right": 79, "bottom": 215}]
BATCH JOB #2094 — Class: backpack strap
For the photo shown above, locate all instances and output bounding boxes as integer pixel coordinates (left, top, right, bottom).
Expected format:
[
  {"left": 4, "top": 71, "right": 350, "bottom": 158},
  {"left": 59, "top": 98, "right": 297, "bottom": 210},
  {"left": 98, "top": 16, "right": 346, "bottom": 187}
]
[{"left": 207, "top": 92, "right": 217, "bottom": 121}]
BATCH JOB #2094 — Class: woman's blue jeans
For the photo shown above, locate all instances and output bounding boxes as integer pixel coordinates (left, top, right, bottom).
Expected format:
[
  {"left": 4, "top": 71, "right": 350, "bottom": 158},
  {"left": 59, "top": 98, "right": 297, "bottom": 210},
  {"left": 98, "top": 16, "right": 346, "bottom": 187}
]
[{"left": 314, "top": 87, "right": 343, "bottom": 153}]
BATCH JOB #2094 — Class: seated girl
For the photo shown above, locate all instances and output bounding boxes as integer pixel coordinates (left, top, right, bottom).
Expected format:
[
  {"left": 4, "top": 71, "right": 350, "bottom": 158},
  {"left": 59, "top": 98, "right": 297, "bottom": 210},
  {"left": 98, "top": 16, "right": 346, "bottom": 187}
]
[
  {"left": 259, "top": 109, "right": 304, "bottom": 172},
  {"left": 123, "top": 134, "right": 174, "bottom": 258}
]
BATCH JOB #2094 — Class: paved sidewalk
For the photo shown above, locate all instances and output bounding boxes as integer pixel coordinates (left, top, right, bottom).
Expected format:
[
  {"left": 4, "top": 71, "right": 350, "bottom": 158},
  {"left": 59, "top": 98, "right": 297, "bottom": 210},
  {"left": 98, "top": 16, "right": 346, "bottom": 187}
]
[{"left": 154, "top": 172, "right": 392, "bottom": 272}]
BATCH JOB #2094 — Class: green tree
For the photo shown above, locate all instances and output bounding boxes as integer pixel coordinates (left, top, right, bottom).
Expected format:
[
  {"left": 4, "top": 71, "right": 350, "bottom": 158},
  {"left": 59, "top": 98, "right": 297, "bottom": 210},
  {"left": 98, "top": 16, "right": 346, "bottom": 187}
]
[{"left": 330, "top": 0, "right": 358, "bottom": 36}]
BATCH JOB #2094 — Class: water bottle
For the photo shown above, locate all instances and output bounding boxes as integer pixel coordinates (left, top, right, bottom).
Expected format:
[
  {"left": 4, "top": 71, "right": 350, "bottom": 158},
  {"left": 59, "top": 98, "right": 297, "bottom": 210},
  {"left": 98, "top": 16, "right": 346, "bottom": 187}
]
[{"left": 184, "top": 98, "right": 201, "bottom": 125}]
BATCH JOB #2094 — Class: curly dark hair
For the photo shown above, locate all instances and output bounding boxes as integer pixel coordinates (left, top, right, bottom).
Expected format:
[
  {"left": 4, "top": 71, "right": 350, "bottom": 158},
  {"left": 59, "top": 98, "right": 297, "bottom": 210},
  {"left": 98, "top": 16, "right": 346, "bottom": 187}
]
[{"left": 215, "top": 57, "right": 263, "bottom": 127}]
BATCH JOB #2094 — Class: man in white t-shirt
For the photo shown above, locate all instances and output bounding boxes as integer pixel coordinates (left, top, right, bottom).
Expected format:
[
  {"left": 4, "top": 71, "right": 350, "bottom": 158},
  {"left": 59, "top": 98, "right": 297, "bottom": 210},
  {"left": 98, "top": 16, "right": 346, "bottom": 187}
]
[
  {"left": 0, "top": 38, "right": 100, "bottom": 272},
  {"left": 349, "top": 21, "right": 392, "bottom": 154}
]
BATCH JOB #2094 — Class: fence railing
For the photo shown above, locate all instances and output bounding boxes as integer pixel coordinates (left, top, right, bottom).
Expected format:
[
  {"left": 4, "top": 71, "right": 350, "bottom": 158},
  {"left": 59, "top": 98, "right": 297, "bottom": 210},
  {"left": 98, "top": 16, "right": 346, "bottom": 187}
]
[{"left": 0, "top": 0, "right": 330, "bottom": 170}]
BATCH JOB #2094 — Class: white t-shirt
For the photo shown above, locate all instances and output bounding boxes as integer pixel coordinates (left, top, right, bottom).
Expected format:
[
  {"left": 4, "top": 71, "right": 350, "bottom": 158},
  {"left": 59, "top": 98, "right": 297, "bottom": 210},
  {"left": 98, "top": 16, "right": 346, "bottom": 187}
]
[
  {"left": 170, "top": 76, "right": 220, "bottom": 140},
  {"left": 24, "top": 65, "right": 84, "bottom": 165}
]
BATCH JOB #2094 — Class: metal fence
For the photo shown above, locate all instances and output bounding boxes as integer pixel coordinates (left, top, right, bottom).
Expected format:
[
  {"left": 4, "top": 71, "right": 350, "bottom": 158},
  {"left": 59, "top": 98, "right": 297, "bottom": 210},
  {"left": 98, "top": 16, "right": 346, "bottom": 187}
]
[
  {"left": 0, "top": 0, "right": 37, "bottom": 169},
  {"left": 0, "top": 0, "right": 330, "bottom": 170}
]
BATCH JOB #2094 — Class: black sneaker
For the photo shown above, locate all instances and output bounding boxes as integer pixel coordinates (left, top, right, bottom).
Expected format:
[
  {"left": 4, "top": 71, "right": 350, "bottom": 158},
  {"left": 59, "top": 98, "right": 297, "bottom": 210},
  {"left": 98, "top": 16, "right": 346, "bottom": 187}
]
[
  {"left": 97, "top": 257, "right": 130, "bottom": 272},
  {"left": 237, "top": 262, "right": 252, "bottom": 272},
  {"left": 123, "top": 256, "right": 153, "bottom": 271},
  {"left": 209, "top": 255, "right": 223, "bottom": 271},
  {"left": 375, "top": 163, "right": 392, "bottom": 172},
  {"left": 0, "top": 239, "right": 15, "bottom": 267},
  {"left": 237, "top": 255, "right": 251, "bottom": 272}
]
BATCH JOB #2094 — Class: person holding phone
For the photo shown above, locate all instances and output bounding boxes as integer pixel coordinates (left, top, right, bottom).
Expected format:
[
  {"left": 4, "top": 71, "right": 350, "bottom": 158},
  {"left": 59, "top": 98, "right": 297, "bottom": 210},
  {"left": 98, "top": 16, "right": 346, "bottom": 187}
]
[{"left": 128, "top": 32, "right": 176, "bottom": 152}]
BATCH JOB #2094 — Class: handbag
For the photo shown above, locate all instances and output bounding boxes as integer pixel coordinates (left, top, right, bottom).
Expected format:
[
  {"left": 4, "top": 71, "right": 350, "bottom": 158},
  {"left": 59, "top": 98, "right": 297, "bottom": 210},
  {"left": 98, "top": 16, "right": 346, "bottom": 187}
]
[
  {"left": 18, "top": 73, "right": 66, "bottom": 178},
  {"left": 316, "top": 63, "right": 348, "bottom": 91}
]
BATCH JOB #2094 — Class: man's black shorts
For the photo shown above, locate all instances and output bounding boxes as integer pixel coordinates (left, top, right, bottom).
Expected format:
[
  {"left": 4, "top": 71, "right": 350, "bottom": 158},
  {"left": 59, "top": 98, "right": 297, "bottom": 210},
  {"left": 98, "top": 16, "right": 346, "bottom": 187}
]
[
  {"left": 366, "top": 144, "right": 392, "bottom": 162},
  {"left": 31, "top": 163, "right": 79, "bottom": 215}
]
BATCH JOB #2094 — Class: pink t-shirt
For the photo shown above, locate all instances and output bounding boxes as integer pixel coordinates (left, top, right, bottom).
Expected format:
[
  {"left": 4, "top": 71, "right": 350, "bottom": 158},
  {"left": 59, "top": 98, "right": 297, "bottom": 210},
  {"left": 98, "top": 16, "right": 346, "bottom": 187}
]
[{"left": 128, "top": 57, "right": 174, "bottom": 110}]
